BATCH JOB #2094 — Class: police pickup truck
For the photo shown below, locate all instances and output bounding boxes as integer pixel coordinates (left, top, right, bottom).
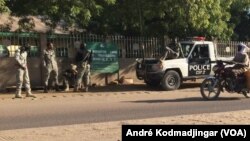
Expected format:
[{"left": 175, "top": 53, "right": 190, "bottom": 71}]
[{"left": 136, "top": 37, "right": 232, "bottom": 90}]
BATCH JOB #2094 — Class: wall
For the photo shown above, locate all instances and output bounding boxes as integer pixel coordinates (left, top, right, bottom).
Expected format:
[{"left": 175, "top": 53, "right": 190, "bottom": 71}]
[
  {"left": 0, "top": 58, "right": 142, "bottom": 91},
  {"left": 0, "top": 58, "right": 42, "bottom": 90}
]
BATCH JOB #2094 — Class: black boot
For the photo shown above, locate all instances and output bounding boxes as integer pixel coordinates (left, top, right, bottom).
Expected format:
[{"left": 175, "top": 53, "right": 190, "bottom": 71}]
[
  {"left": 84, "top": 87, "right": 88, "bottom": 92},
  {"left": 44, "top": 85, "right": 48, "bottom": 93},
  {"left": 55, "top": 84, "right": 60, "bottom": 92}
]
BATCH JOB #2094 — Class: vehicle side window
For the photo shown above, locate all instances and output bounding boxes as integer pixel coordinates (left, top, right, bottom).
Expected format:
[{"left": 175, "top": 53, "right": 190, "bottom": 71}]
[
  {"left": 190, "top": 44, "right": 209, "bottom": 59},
  {"left": 191, "top": 47, "right": 199, "bottom": 59},
  {"left": 199, "top": 45, "right": 209, "bottom": 58},
  {"left": 181, "top": 44, "right": 192, "bottom": 57},
  {"left": 185, "top": 45, "right": 191, "bottom": 57}
]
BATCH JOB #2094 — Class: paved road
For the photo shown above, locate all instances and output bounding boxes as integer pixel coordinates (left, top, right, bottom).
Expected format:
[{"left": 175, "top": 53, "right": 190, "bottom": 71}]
[{"left": 1, "top": 83, "right": 250, "bottom": 131}]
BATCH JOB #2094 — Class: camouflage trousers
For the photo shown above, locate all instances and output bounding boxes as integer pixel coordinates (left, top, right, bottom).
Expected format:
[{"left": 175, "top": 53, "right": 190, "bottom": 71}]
[
  {"left": 44, "top": 67, "right": 59, "bottom": 86},
  {"left": 16, "top": 68, "right": 32, "bottom": 96},
  {"left": 74, "top": 64, "right": 90, "bottom": 91},
  {"left": 62, "top": 75, "right": 76, "bottom": 91}
]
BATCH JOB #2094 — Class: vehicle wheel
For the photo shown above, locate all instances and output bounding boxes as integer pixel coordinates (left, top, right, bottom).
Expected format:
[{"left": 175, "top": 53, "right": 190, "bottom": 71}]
[
  {"left": 161, "top": 70, "right": 181, "bottom": 90},
  {"left": 200, "top": 78, "right": 221, "bottom": 100},
  {"left": 145, "top": 80, "right": 160, "bottom": 87},
  {"left": 136, "top": 71, "right": 143, "bottom": 80}
]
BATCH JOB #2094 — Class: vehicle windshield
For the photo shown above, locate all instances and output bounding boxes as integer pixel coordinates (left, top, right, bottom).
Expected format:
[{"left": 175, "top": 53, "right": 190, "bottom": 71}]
[{"left": 180, "top": 43, "right": 194, "bottom": 57}]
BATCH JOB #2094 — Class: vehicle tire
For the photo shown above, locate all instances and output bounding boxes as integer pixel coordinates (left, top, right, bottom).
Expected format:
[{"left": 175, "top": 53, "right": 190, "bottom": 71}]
[
  {"left": 161, "top": 70, "right": 181, "bottom": 90},
  {"left": 200, "top": 78, "right": 221, "bottom": 100},
  {"left": 136, "top": 71, "right": 143, "bottom": 80},
  {"left": 145, "top": 80, "right": 160, "bottom": 87}
]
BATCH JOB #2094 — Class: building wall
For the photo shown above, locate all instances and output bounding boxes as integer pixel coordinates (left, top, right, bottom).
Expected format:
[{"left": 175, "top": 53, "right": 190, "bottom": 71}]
[
  {"left": 0, "top": 33, "right": 146, "bottom": 91},
  {"left": 0, "top": 58, "right": 142, "bottom": 91},
  {"left": 0, "top": 57, "right": 42, "bottom": 90},
  {"left": 1, "top": 32, "right": 246, "bottom": 91}
]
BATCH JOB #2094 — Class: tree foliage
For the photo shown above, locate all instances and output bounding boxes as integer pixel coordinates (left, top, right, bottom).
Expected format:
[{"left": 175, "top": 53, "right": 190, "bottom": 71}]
[
  {"left": 5, "top": 0, "right": 116, "bottom": 30},
  {"left": 0, "top": 0, "right": 9, "bottom": 13},
  {"left": 1, "top": 0, "right": 250, "bottom": 40},
  {"left": 88, "top": 0, "right": 235, "bottom": 40},
  {"left": 230, "top": 0, "right": 250, "bottom": 40}
]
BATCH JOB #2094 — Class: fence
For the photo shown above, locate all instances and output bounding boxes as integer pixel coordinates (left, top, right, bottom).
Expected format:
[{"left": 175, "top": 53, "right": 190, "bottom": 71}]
[
  {"left": 0, "top": 32, "right": 249, "bottom": 59},
  {"left": 216, "top": 41, "right": 250, "bottom": 57},
  {"left": 0, "top": 32, "right": 40, "bottom": 57},
  {"left": 46, "top": 34, "right": 167, "bottom": 58},
  {"left": 1, "top": 32, "right": 250, "bottom": 90},
  {"left": 0, "top": 32, "right": 169, "bottom": 59}
]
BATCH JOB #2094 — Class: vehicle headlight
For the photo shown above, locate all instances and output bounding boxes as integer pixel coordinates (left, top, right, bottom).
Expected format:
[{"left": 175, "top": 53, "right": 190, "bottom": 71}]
[{"left": 212, "top": 66, "right": 218, "bottom": 72}]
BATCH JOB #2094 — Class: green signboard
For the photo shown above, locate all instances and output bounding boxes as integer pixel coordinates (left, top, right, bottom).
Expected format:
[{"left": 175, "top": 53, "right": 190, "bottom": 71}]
[
  {"left": 0, "top": 45, "right": 9, "bottom": 57},
  {"left": 87, "top": 42, "right": 119, "bottom": 73}
]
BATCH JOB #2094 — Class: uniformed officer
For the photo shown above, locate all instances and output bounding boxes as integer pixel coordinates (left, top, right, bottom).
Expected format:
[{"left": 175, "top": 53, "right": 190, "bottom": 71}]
[
  {"left": 74, "top": 43, "right": 92, "bottom": 92},
  {"left": 62, "top": 64, "right": 78, "bottom": 91},
  {"left": 14, "top": 43, "right": 36, "bottom": 98},
  {"left": 43, "top": 42, "right": 59, "bottom": 93}
]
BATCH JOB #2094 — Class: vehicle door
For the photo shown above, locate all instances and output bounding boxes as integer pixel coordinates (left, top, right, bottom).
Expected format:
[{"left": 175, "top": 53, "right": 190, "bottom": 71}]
[{"left": 188, "top": 44, "right": 211, "bottom": 76}]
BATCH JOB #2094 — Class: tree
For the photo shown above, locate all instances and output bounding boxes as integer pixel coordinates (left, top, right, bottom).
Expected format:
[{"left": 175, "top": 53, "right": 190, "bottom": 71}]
[
  {"left": 234, "top": 12, "right": 250, "bottom": 41},
  {"left": 2, "top": 0, "right": 250, "bottom": 41},
  {"left": 87, "top": 0, "right": 146, "bottom": 35},
  {"left": 184, "top": 0, "right": 233, "bottom": 40},
  {"left": 90, "top": 0, "right": 234, "bottom": 40},
  {"left": 230, "top": 0, "right": 250, "bottom": 40},
  {"left": 5, "top": 0, "right": 116, "bottom": 31},
  {"left": 0, "top": 0, "right": 9, "bottom": 13}
]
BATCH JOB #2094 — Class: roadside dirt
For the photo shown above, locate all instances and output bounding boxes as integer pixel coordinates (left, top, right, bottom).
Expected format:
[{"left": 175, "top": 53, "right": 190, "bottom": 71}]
[
  {"left": 1, "top": 82, "right": 249, "bottom": 141},
  {"left": 0, "top": 110, "right": 250, "bottom": 141}
]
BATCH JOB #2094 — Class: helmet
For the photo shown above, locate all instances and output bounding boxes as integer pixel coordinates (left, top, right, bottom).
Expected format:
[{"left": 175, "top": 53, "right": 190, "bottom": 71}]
[{"left": 237, "top": 43, "right": 248, "bottom": 53}]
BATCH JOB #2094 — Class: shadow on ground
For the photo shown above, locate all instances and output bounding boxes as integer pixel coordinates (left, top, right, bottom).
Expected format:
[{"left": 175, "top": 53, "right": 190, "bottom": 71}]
[
  {"left": 2, "top": 82, "right": 202, "bottom": 93},
  {"left": 89, "top": 82, "right": 202, "bottom": 92},
  {"left": 126, "top": 97, "right": 241, "bottom": 103}
]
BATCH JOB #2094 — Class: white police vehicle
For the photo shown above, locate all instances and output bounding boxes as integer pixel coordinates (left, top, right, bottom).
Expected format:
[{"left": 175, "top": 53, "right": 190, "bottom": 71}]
[{"left": 136, "top": 37, "right": 233, "bottom": 90}]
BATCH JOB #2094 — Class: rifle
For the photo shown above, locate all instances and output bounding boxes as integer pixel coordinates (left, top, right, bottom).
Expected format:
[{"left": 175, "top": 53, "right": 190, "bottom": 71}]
[
  {"left": 87, "top": 50, "right": 93, "bottom": 64},
  {"left": 77, "top": 49, "right": 92, "bottom": 65}
]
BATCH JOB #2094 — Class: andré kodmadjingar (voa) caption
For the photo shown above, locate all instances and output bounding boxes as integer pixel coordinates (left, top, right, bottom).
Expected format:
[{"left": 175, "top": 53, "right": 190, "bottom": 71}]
[{"left": 122, "top": 125, "right": 250, "bottom": 141}]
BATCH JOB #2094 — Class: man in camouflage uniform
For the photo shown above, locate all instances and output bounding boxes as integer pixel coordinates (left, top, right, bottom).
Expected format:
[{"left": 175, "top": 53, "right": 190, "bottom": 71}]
[
  {"left": 14, "top": 43, "right": 36, "bottom": 98},
  {"left": 74, "top": 43, "right": 92, "bottom": 92},
  {"left": 43, "top": 42, "right": 59, "bottom": 93},
  {"left": 161, "top": 39, "right": 180, "bottom": 59},
  {"left": 62, "top": 64, "right": 78, "bottom": 91}
]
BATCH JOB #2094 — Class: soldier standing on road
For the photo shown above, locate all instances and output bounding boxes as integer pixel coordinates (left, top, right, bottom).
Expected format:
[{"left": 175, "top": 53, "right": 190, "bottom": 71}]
[
  {"left": 14, "top": 43, "right": 36, "bottom": 98},
  {"left": 74, "top": 43, "right": 92, "bottom": 92},
  {"left": 43, "top": 42, "right": 60, "bottom": 93}
]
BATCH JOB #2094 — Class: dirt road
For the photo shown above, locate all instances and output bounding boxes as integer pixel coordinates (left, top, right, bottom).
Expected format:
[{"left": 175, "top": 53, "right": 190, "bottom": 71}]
[{"left": 1, "top": 84, "right": 250, "bottom": 141}]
